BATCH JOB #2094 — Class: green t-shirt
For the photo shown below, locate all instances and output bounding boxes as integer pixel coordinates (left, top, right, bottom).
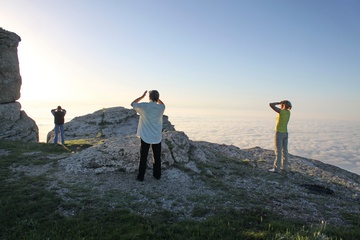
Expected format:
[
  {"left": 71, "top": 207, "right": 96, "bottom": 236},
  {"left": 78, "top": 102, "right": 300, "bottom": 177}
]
[{"left": 275, "top": 109, "right": 290, "bottom": 133}]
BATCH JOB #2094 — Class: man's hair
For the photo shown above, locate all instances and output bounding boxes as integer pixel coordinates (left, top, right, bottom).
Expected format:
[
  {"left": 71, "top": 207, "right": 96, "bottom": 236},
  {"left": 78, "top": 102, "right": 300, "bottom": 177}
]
[
  {"left": 149, "top": 90, "right": 160, "bottom": 102},
  {"left": 57, "top": 106, "right": 62, "bottom": 111}
]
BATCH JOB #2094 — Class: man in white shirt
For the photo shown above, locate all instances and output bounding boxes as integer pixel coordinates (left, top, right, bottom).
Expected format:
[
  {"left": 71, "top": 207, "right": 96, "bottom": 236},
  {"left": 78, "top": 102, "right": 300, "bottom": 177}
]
[{"left": 131, "top": 90, "right": 165, "bottom": 181}]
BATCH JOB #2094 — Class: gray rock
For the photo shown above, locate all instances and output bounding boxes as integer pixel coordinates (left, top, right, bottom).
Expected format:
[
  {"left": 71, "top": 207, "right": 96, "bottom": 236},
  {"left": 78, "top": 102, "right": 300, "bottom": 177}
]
[
  {"left": 59, "top": 131, "right": 191, "bottom": 174},
  {"left": 184, "top": 161, "right": 201, "bottom": 173},
  {"left": 163, "top": 131, "right": 190, "bottom": 163},
  {"left": 0, "top": 28, "right": 39, "bottom": 142},
  {"left": 47, "top": 107, "right": 175, "bottom": 142},
  {"left": 0, "top": 102, "right": 39, "bottom": 142},
  {"left": 0, "top": 28, "right": 22, "bottom": 103},
  {"left": 51, "top": 106, "right": 185, "bottom": 173},
  {"left": 0, "top": 101, "right": 21, "bottom": 125},
  {"left": 54, "top": 106, "right": 254, "bottom": 175}
]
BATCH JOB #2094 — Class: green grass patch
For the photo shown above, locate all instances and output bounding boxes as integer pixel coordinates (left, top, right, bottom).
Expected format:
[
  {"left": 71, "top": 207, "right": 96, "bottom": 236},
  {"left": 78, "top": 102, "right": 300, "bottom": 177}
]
[{"left": 0, "top": 140, "right": 68, "bottom": 155}]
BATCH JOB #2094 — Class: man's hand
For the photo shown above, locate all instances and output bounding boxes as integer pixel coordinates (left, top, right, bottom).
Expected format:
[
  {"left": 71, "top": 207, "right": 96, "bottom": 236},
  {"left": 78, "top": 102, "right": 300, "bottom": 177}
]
[{"left": 131, "top": 90, "right": 148, "bottom": 105}]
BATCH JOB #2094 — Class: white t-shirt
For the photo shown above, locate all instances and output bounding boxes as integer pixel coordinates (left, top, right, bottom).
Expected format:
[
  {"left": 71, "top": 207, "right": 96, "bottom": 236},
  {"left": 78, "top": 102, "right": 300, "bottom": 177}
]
[{"left": 131, "top": 101, "right": 165, "bottom": 144}]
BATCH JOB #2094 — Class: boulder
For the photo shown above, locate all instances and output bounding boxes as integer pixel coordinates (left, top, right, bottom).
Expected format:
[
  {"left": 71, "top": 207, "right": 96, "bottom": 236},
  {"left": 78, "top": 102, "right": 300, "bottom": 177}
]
[
  {"left": 59, "top": 130, "right": 194, "bottom": 174},
  {"left": 54, "top": 106, "right": 252, "bottom": 174},
  {"left": 50, "top": 106, "right": 192, "bottom": 173},
  {"left": 0, "top": 102, "right": 39, "bottom": 142},
  {"left": 47, "top": 106, "right": 175, "bottom": 142},
  {"left": 0, "top": 28, "right": 39, "bottom": 142},
  {"left": 0, "top": 28, "right": 22, "bottom": 103}
]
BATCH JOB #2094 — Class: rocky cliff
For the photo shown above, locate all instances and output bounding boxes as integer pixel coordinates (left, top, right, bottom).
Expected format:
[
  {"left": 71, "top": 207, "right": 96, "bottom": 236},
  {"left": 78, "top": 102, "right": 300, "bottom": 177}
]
[
  {"left": 0, "top": 28, "right": 38, "bottom": 142},
  {"left": 42, "top": 106, "right": 360, "bottom": 227},
  {"left": 49, "top": 106, "right": 241, "bottom": 174}
]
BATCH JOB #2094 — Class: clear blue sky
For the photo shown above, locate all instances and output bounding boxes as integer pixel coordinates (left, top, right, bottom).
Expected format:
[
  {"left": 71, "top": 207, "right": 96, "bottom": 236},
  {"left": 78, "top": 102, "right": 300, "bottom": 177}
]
[{"left": 2, "top": 0, "right": 360, "bottom": 120}]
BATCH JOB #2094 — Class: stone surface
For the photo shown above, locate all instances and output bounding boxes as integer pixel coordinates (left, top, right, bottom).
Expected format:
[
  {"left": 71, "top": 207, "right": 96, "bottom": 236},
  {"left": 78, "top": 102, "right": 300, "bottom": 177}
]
[
  {"left": 47, "top": 106, "right": 175, "bottom": 142},
  {"left": 0, "top": 28, "right": 39, "bottom": 142},
  {"left": 53, "top": 107, "right": 280, "bottom": 174},
  {"left": 48, "top": 106, "right": 246, "bottom": 175},
  {"left": 0, "top": 102, "right": 39, "bottom": 142},
  {"left": 47, "top": 106, "right": 183, "bottom": 173},
  {"left": 59, "top": 131, "right": 191, "bottom": 174},
  {"left": 0, "top": 28, "right": 22, "bottom": 103}
]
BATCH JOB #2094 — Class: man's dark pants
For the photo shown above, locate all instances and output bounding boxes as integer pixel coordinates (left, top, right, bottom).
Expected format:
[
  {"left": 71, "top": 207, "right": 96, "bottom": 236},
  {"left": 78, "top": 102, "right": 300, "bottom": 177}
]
[{"left": 137, "top": 139, "right": 161, "bottom": 181}]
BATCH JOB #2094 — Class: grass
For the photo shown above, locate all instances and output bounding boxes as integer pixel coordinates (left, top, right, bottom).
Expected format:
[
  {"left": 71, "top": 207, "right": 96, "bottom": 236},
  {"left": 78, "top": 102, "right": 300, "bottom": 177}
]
[{"left": 1, "top": 140, "right": 360, "bottom": 239}]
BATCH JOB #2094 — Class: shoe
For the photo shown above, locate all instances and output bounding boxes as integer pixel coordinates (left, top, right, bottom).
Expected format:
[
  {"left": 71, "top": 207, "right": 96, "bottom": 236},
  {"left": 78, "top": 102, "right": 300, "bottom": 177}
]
[
  {"left": 136, "top": 176, "right": 144, "bottom": 182},
  {"left": 269, "top": 168, "right": 277, "bottom": 173}
]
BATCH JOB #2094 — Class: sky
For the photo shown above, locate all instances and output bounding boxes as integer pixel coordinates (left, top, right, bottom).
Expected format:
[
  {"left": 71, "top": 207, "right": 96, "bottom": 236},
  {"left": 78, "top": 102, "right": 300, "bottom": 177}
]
[{"left": 1, "top": 0, "right": 360, "bottom": 121}]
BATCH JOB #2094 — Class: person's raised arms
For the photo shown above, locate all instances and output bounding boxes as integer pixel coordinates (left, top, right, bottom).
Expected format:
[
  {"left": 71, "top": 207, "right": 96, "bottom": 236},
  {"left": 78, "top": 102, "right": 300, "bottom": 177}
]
[
  {"left": 269, "top": 102, "right": 281, "bottom": 113},
  {"left": 131, "top": 91, "right": 147, "bottom": 106}
]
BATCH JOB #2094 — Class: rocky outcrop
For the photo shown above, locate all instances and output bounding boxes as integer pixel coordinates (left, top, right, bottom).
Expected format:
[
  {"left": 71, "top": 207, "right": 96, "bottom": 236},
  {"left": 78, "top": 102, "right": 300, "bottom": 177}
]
[
  {"left": 0, "top": 102, "right": 38, "bottom": 141},
  {"left": 48, "top": 106, "right": 191, "bottom": 173},
  {"left": 0, "top": 28, "right": 21, "bottom": 103},
  {"left": 60, "top": 131, "right": 250, "bottom": 175},
  {"left": 0, "top": 28, "right": 38, "bottom": 142},
  {"left": 47, "top": 106, "right": 175, "bottom": 142},
  {"left": 53, "top": 107, "right": 267, "bottom": 174}
]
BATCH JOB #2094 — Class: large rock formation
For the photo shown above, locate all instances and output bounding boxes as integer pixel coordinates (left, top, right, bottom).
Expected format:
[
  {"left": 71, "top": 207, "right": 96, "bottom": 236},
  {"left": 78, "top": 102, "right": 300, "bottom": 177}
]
[
  {"left": 47, "top": 106, "right": 188, "bottom": 173},
  {"left": 49, "top": 107, "right": 259, "bottom": 174},
  {"left": 47, "top": 106, "right": 175, "bottom": 142},
  {"left": 0, "top": 28, "right": 21, "bottom": 103},
  {"left": 0, "top": 102, "right": 38, "bottom": 141},
  {"left": 0, "top": 28, "right": 38, "bottom": 142}
]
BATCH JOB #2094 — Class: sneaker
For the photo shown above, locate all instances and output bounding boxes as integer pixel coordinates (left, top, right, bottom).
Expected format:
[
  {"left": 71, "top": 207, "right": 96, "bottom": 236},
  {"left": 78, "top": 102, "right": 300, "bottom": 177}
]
[{"left": 269, "top": 168, "right": 277, "bottom": 173}]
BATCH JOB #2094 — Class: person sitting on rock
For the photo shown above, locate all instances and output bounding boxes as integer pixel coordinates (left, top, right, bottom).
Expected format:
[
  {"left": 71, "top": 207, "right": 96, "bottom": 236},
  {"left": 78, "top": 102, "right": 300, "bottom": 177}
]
[
  {"left": 131, "top": 90, "right": 165, "bottom": 181},
  {"left": 51, "top": 106, "right": 66, "bottom": 144},
  {"left": 269, "top": 100, "right": 292, "bottom": 173}
]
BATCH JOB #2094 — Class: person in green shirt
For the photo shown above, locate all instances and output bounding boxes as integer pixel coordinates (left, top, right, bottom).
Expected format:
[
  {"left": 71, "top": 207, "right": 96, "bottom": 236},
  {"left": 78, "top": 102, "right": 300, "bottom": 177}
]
[{"left": 269, "top": 100, "right": 292, "bottom": 173}]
